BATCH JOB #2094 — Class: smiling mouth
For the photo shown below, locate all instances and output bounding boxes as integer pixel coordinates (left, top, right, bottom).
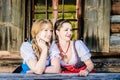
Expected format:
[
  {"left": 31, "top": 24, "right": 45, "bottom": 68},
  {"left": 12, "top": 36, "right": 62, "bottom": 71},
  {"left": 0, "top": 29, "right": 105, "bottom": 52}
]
[
  {"left": 46, "top": 37, "right": 51, "bottom": 40},
  {"left": 66, "top": 36, "right": 71, "bottom": 38}
]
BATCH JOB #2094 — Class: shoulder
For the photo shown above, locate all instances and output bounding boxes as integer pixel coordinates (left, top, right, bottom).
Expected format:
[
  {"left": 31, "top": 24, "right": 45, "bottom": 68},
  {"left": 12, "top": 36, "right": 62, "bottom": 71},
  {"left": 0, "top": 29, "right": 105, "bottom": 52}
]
[
  {"left": 20, "top": 41, "right": 36, "bottom": 61},
  {"left": 74, "top": 40, "right": 91, "bottom": 61},
  {"left": 49, "top": 41, "right": 60, "bottom": 53},
  {"left": 75, "top": 40, "right": 84, "bottom": 44},
  {"left": 49, "top": 41, "right": 61, "bottom": 59},
  {"left": 20, "top": 41, "right": 34, "bottom": 55},
  {"left": 74, "top": 40, "right": 89, "bottom": 51},
  {"left": 21, "top": 41, "right": 32, "bottom": 46},
  {"left": 20, "top": 42, "right": 32, "bottom": 50},
  {"left": 74, "top": 40, "right": 86, "bottom": 47}
]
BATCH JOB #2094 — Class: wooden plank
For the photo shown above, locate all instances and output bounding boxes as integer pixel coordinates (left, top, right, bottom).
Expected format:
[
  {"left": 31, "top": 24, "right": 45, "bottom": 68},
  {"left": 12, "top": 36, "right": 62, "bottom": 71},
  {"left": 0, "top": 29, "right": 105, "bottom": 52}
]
[
  {"left": 10, "top": 0, "right": 25, "bottom": 51},
  {"left": 0, "top": 51, "right": 10, "bottom": 56},
  {"left": 110, "top": 45, "right": 120, "bottom": 53},
  {"left": 0, "top": 73, "right": 119, "bottom": 80},
  {"left": 111, "top": 1, "right": 120, "bottom": 15},
  {"left": 0, "top": 0, "right": 25, "bottom": 52},
  {"left": 84, "top": 0, "right": 99, "bottom": 52},
  {"left": 0, "top": 0, "right": 11, "bottom": 22},
  {"left": 84, "top": 0, "right": 111, "bottom": 52},
  {"left": 111, "top": 23, "right": 120, "bottom": 33},
  {"left": 110, "top": 33, "right": 120, "bottom": 53},
  {"left": 0, "top": 54, "right": 119, "bottom": 73},
  {"left": 0, "top": 26, "right": 8, "bottom": 50},
  {"left": 111, "top": 15, "right": 120, "bottom": 23},
  {"left": 93, "top": 58, "right": 120, "bottom": 72}
]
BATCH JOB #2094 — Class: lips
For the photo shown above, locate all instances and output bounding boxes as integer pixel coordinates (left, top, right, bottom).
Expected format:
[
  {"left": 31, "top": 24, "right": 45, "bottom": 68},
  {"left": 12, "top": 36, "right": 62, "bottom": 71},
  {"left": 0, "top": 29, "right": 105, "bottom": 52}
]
[
  {"left": 66, "top": 35, "right": 71, "bottom": 39},
  {"left": 47, "top": 36, "right": 52, "bottom": 39},
  {"left": 45, "top": 36, "right": 52, "bottom": 41}
]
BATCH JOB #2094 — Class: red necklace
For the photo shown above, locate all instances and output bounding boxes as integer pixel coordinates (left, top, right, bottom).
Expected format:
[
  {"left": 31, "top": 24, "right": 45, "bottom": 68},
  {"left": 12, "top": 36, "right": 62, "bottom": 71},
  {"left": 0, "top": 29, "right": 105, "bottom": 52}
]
[{"left": 58, "top": 41, "right": 70, "bottom": 55}]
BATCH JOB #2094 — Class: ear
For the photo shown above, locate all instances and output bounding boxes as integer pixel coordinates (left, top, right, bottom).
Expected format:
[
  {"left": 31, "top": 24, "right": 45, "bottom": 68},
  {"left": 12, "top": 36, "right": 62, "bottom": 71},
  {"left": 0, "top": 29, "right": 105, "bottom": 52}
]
[
  {"left": 35, "top": 35, "right": 39, "bottom": 43},
  {"left": 36, "top": 32, "right": 41, "bottom": 41},
  {"left": 36, "top": 34, "right": 39, "bottom": 40},
  {"left": 56, "top": 30, "right": 59, "bottom": 36}
]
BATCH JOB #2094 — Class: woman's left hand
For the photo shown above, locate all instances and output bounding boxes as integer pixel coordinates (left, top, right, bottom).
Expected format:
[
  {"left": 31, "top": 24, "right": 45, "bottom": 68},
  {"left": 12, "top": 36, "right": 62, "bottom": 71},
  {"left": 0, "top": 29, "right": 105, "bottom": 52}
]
[
  {"left": 78, "top": 69, "right": 89, "bottom": 76},
  {"left": 78, "top": 59, "right": 94, "bottom": 76}
]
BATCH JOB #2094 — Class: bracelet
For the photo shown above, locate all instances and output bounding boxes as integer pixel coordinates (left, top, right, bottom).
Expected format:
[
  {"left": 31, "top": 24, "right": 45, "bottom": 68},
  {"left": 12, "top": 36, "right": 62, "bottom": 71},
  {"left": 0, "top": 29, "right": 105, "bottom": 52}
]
[{"left": 85, "top": 68, "right": 90, "bottom": 73}]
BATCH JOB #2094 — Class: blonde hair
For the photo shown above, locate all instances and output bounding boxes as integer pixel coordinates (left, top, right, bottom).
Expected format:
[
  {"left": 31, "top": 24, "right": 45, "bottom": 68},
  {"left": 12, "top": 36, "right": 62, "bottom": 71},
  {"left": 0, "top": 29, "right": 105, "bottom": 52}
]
[{"left": 31, "top": 19, "right": 53, "bottom": 60}]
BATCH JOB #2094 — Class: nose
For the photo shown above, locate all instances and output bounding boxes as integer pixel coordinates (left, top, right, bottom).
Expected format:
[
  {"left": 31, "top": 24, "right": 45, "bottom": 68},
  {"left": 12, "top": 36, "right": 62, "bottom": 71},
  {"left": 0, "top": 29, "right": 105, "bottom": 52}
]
[
  {"left": 47, "top": 30, "right": 53, "bottom": 36},
  {"left": 68, "top": 30, "right": 72, "bottom": 35}
]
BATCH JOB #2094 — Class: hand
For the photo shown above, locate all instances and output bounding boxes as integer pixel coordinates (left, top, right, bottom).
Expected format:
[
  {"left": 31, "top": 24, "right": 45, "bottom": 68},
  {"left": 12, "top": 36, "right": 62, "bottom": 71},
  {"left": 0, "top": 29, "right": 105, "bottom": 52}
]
[
  {"left": 26, "top": 70, "right": 34, "bottom": 74},
  {"left": 78, "top": 69, "right": 89, "bottom": 76},
  {"left": 37, "top": 39, "right": 48, "bottom": 50}
]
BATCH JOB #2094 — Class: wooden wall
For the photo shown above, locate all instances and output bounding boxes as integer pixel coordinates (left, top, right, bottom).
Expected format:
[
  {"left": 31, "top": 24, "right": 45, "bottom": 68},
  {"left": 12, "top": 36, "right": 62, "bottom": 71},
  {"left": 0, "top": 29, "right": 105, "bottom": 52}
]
[
  {"left": 0, "top": 0, "right": 25, "bottom": 53},
  {"left": 110, "top": 0, "right": 120, "bottom": 53},
  {"left": 83, "top": 0, "right": 111, "bottom": 53},
  {"left": 0, "top": 0, "right": 120, "bottom": 55}
]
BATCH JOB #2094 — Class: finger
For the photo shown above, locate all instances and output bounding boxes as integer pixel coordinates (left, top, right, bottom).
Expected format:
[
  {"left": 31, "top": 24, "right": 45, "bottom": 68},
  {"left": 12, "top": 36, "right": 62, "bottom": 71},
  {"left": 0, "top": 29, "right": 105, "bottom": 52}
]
[
  {"left": 78, "top": 72, "right": 83, "bottom": 76},
  {"left": 78, "top": 72, "right": 86, "bottom": 76}
]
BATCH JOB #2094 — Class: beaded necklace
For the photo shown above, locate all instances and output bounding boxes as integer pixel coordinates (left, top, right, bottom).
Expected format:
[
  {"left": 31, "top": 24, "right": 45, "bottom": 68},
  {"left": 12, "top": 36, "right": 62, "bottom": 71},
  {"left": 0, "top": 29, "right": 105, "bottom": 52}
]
[{"left": 58, "top": 41, "right": 70, "bottom": 56}]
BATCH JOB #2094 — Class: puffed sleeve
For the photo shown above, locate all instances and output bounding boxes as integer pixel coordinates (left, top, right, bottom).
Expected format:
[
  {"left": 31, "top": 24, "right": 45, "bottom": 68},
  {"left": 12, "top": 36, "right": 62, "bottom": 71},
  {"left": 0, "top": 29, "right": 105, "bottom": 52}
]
[
  {"left": 20, "top": 42, "right": 37, "bottom": 63},
  {"left": 75, "top": 40, "right": 91, "bottom": 61},
  {"left": 49, "top": 41, "right": 61, "bottom": 59}
]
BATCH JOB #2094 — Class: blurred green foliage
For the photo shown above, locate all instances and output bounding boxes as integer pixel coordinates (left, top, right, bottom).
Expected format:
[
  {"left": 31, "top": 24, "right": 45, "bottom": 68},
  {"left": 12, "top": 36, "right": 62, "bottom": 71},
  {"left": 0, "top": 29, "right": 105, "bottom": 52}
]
[{"left": 34, "top": 0, "right": 78, "bottom": 39}]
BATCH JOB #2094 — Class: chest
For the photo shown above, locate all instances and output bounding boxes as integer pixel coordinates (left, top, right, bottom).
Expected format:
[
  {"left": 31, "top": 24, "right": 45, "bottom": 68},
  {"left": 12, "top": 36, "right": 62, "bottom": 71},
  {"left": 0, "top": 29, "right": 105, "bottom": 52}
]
[{"left": 60, "top": 45, "right": 78, "bottom": 66}]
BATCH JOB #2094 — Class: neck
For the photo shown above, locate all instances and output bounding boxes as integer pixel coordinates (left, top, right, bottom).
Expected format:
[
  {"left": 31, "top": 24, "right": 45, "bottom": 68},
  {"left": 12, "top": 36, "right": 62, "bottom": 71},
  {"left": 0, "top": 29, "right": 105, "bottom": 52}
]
[
  {"left": 59, "top": 40, "right": 70, "bottom": 46},
  {"left": 58, "top": 40, "right": 70, "bottom": 55}
]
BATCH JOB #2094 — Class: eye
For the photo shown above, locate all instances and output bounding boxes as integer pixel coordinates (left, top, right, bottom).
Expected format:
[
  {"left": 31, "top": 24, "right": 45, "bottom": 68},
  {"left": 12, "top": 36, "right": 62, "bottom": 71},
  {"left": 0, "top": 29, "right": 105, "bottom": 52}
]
[
  {"left": 50, "top": 30, "right": 53, "bottom": 32},
  {"left": 65, "top": 29, "right": 68, "bottom": 31},
  {"left": 44, "top": 30, "right": 47, "bottom": 31}
]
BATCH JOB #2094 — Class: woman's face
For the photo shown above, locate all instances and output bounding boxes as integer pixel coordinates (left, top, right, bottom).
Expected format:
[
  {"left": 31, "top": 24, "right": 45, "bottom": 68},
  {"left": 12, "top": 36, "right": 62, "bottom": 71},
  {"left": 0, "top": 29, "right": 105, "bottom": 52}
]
[
  {"left": 36, "top": 24, "right": 53, "bottom": 43},
  {"left": 56, "top": 22, "right": 72, "bottom": 41}
]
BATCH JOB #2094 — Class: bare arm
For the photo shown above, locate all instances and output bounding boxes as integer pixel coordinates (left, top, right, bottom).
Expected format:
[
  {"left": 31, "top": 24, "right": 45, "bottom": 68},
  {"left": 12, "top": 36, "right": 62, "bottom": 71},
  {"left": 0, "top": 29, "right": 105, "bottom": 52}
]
[
  {"left": 26, "top": 38, "right": 49, "bottom": 74},
  {"left": 44, "top": 57, "right": 61, "bottom": 73},
  {"left": 79, "top": 59, "right": 94, "bottom": 76},
  {"left": 85, "top": 59, "right": 94, "bottom": 72},
  {"left": 26, "top": 48, "right": 48, "bottom": 74}
]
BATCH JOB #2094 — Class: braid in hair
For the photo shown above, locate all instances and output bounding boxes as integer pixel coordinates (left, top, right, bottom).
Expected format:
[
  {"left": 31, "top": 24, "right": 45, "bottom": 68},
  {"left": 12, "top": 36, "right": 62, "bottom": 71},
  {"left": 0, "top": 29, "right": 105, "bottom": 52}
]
[
  {"left": 31, "top": 19, "right": 53, "bottom": 60},
  {"left": 31, "top": 38, "right": 41, "bottom": 60}
]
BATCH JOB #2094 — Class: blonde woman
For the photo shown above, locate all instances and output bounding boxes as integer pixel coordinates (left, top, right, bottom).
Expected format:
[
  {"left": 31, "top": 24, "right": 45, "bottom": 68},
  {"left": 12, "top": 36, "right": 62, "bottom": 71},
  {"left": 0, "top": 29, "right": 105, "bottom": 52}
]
[{"left": 20, "top": 19, "right": 61, "bottom": 74}]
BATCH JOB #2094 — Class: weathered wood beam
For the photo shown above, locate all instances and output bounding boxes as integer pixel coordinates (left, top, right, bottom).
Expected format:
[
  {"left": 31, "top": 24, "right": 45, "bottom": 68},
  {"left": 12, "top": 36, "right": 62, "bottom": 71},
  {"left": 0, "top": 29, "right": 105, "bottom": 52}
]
[
  {"left": 0, "top": 51, "right": 10, "bottom": 56},
  {"left": 111, "top": 23, "right": 120, "bottom": 33},
  {"left": 111, "top": 15, "right": 120, "bottom": 23},
  {"left": 84, "top": 0, "right": 111, "bottom": 52},
  {"left": 111, "top": 1, "right": 120, "bottom": 15},
  {"left": 93, "top": 58, "right": 120, "bottom": 72},
  {"left": 0, "top": 0, "right": 25, "bottom": 51}
]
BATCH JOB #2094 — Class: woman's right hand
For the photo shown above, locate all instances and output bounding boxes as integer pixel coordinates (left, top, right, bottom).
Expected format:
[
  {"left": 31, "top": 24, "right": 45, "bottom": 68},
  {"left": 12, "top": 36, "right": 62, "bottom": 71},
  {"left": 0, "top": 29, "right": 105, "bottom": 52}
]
[{"left": 37, "top": 39, "right": 48, "bottom": 50}]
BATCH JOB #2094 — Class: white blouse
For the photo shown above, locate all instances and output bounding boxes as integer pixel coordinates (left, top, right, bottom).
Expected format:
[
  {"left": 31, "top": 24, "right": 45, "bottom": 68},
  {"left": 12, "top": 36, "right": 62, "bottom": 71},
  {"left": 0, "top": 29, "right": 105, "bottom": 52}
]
[
  {"left": 49, "top": 40, "right": 91, "bottom": 66},
  {"left": 20, "top": 42, "right": 61, "bottom": 64}
]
